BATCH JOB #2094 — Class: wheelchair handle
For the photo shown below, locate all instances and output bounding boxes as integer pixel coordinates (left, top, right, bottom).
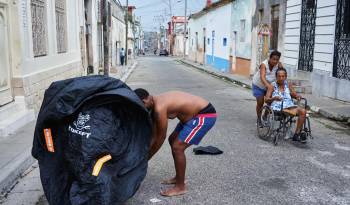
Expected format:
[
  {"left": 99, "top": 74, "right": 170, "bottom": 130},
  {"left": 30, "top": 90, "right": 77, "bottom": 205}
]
[{"left": 299, "top": 97, "right": 308, "bottom": 109}]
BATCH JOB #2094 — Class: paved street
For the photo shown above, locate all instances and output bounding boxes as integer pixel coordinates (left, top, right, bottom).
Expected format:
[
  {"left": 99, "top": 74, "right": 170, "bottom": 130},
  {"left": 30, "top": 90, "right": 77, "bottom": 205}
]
[{"left": 2, "top": 56, "right": 350, "bottom": 205}]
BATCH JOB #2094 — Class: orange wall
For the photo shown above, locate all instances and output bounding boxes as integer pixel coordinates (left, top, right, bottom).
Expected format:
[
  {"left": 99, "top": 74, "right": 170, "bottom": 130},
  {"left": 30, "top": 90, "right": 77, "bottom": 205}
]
[{"left": 232, "top": 57, "right": 251, "bottom": 77}]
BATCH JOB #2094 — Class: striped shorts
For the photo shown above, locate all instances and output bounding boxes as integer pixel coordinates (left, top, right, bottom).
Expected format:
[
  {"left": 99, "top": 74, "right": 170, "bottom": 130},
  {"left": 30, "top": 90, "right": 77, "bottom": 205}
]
[{"left": 174, "top": 113, "right": 217, "bottom": 145}]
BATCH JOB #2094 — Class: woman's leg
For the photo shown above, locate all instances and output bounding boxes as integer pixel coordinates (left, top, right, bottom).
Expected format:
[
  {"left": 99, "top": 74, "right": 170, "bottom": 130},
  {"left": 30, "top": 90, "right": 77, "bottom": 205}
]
[{"left": 256, "top": 96, "right": 265, "bottom": 120}]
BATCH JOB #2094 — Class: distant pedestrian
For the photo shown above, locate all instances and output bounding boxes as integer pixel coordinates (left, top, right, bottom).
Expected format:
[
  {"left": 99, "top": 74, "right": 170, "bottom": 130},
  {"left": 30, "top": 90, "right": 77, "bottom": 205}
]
[{"left": 120, "top": 48, "right": 125, "bottom": 66}]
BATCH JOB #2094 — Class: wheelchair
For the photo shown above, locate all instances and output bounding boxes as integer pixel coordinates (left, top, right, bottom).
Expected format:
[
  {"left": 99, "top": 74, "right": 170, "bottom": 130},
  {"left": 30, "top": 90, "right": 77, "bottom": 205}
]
[{"left": 257, "top": 98, "right": 312, "bottom": 145}]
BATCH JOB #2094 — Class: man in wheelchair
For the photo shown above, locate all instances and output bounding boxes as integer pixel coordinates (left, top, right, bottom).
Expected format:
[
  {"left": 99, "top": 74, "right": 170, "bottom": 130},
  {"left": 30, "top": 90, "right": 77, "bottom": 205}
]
[{"left": 264, "top": 67, "right": 307, "bottom": 143}]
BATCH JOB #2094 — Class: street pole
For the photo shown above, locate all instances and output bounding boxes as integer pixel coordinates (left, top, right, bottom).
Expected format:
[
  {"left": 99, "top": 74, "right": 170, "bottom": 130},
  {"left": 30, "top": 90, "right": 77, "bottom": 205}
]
[
  {"left": 103, "top": 0, "right": 109, "bottom": 76},
  {"left": 125, "top": 0, "right": 129, "bottom": 66},
  {"left": 183, "top": 0, "right": 187, "bottom": 59}
]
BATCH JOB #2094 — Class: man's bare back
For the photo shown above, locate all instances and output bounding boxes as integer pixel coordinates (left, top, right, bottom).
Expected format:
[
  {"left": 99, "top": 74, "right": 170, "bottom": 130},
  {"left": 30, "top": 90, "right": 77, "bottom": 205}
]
[{"left": 153, "top": 91, "right": 209, "bottom": 123}]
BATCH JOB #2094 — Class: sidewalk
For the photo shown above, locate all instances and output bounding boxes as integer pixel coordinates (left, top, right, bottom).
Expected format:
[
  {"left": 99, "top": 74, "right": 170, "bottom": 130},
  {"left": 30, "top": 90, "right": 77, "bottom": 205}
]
[
  {"left": 0, "top": 121, "right": 36, "bottom": 197},
  {"left": 109, "top": 60, "right": 138, "bottom": 82},
  {"left": 178, "top": 58, "right": 350, "bottom": 123}
]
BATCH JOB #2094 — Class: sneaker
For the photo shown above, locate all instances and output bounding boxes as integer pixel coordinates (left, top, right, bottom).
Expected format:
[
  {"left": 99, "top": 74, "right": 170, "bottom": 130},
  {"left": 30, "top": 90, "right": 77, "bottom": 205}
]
[
  {"left": 292, "top": 133, "right": 300, "bottom": 142},
  {"left": 300, "top": 133, "right": 307, "bottom": 143}
]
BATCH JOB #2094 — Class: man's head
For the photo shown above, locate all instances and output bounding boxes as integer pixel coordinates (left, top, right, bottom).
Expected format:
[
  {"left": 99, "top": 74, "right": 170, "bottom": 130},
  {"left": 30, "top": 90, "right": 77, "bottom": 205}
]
[
  {"left": 275, "top": 67, "right": 287, "bottom": 85},
  {"left": 134, "top": 88, "right": 154, "bottom": 109},
  {"left": 269, "top": 50, "right": 281, "bottom": 67}
]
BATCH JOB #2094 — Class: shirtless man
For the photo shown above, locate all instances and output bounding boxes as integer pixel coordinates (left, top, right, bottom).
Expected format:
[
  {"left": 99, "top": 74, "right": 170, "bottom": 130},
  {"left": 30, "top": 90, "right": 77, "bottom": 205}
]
[{"left": 134, "top": 89, "right": 217, "bottom": 197}]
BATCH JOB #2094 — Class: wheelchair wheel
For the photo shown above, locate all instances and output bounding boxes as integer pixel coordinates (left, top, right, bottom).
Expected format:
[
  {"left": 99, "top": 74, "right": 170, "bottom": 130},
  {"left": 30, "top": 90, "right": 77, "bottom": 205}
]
[
  {"left": 273, "top": 117, "right": 286, "bottom": 146},
  {"left": 304, "top": 116, "right": 312, "bottom": 139},
  {"left": 257, "top": 105, "right": 274, "bottom": 140}
]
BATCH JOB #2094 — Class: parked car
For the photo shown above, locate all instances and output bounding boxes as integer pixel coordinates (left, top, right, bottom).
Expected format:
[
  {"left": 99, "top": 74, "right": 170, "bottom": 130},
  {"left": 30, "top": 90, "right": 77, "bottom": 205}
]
[{"left": 159, "top": 49, "right": 169, "bottom": 56}]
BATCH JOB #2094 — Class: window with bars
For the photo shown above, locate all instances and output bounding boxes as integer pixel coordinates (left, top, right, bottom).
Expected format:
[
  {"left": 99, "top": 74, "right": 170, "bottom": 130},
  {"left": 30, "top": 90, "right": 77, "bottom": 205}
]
[
  {"left": 344, "top": 0, "right": 350, "bottom": 35},
  {"left": 270, "top": 5, "right": 279, "bottom": 50},
  {"left": 31, "top": 0, "right": 48, "bottom": 57},
  {"left": 55, "top": 0, "right": 67, "bottom": 53}
]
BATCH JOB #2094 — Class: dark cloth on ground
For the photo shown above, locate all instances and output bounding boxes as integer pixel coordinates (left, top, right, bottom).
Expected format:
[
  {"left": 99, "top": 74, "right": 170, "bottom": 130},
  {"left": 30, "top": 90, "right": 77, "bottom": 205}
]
[{"left": 193, "top": 146, "right": 223, "bottom": 155}]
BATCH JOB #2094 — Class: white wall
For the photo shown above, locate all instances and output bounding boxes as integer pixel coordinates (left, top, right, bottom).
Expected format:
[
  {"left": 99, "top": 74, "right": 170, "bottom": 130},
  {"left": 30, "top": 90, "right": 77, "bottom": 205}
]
[
  {"left": 313, "top": 0, "right": 337, "bottom": 74},
  {"left": 205, "top": 4, "right": 232, "bottom": 60},
  {"left": 17, "top": 0, "right": 82, "bottom": 76},
  {"left": 284, "top": 0, "right": 337, "bottom": 74},
  {"left": 284, "top": 0, "right": 302, "bottom": 68},
  {"left": 188, "top": 15, "right": 206, "bottom": 55},
  {"left": 231, "top": 0, "right": 253, "bottom": 59},
  {"left": 111, "top": 16, "right": 125, "bottom": 66}
]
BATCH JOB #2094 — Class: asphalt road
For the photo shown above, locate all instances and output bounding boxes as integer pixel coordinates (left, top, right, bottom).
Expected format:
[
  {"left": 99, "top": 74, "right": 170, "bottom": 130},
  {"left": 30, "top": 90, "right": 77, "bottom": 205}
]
[
  {"left": 1, "top": 56, "right": 349, "bottom": 205},
  {"left": 125, "top": 56, "right": 350, "bottom": 205}
]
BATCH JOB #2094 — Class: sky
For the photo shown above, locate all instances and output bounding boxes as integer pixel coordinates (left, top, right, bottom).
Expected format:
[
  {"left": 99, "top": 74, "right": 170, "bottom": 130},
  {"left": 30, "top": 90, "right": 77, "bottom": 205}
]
[{"left": 119, "top": 0, "right": 209, "bottom": 31}]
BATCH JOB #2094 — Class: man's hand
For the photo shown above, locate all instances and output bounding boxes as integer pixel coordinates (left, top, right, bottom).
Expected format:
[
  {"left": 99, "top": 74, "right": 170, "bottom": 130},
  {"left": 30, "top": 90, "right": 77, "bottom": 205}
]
[
  {"left": 296, "top": 95, "right": 302, "bottom": 101},
  {"left": 273, "top": 96, "right": 283, "bottom": 101}
]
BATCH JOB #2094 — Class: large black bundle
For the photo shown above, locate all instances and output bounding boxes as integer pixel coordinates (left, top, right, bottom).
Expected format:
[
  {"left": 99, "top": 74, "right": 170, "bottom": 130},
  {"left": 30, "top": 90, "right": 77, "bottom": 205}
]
[{"left": 32, "top": 75, "right": 152, "bottom": 205}]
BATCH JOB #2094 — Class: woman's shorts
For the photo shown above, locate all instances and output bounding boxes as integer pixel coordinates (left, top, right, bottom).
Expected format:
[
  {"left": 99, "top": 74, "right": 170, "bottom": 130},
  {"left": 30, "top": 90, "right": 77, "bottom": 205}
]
[{"left": 252, "top": 84, "right": 266, "bottom": 98}]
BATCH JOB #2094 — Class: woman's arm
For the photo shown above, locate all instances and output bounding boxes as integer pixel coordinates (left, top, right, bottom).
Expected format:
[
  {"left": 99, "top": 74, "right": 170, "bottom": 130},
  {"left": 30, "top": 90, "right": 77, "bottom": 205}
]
[
  {"left": 264, "top": 85, "right": 282, "bottom": 104},
  {"left": 259, "top": 64, "right": 272, "bottom": 89},
  {"left": 278, "top": 62, "right": 284, "bottom": 69}
]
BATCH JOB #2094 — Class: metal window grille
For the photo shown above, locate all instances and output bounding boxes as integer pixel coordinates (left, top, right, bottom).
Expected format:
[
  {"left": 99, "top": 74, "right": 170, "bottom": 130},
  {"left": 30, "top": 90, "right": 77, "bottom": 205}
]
[
  {"left": 298, "top": 0, "right": 317, "bottom": 72},
  {"left": 31, "top": 0, "right": 47, "bottom": 57},
  {"left": 333, "top": 0, "right": 350, "bottom": 80},
  {"left": 270, "top": 5, "right": 279, "bottom": 50},
  {"left": 55, "top": 0, "right": 67, "bottom": 53}
]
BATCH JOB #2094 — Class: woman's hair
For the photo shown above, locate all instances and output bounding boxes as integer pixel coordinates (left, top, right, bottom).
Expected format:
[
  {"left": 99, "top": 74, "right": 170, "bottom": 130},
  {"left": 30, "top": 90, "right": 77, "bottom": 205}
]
[
  {"left": 275, "top": 67, "right": 287, "bottom": 77},
  {"left": 270, "top": 50, "right": 281, "bottom": 59}
]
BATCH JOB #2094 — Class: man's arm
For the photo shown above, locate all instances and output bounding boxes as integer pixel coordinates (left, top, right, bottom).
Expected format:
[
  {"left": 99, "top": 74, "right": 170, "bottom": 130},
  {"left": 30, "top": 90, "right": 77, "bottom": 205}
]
[
  {"left": 265, "top": 84, "right": 281, "bottom": 103},
  {"left": 148, "top": 109, "right": 168, "bottom": 160},
  {"left": 288, "top": 82, "right": 301, "bottom": 100}
]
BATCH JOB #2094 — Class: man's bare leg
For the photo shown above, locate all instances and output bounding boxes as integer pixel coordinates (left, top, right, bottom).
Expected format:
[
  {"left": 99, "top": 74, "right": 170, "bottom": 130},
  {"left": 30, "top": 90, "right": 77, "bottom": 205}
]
[
  {"left": 295, "top": 108, "right": 306, "bottom": 134},
  {"left": 161, "top": 139, "right": 190, "bottom": 197},
  {"left": 161, "top": 131, "right": 179, "bottom": 185}
]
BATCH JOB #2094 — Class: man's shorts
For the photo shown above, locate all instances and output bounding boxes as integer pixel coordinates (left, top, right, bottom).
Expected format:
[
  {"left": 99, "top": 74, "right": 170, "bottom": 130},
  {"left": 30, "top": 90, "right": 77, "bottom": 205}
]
[
  {"left": 252, "top": 84, "right": 266, "bottom": 98},
  {"left": 174, "top": 103, "right": 217, "bottom": 145}
]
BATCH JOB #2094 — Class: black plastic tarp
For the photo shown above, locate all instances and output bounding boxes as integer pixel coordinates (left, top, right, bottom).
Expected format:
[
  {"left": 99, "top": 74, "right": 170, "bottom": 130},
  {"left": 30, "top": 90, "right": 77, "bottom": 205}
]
[{"left": 32, "top": 75, "right": 152, "bottom": 205}]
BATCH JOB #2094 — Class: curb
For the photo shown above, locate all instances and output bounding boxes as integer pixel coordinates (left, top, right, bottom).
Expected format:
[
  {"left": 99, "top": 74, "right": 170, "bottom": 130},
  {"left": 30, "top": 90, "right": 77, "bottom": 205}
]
[
  {"left": 0, "top": 148, "right": 35, "bottom": 197},
  {"left": 121, "top": 61, "right": 138, "bottom": 82},
  {"left": 177, "top": 59, "right": 252, "bottom": 89},
  {"left": 178, "top": 59, "right": 349, "bottom": 122}
]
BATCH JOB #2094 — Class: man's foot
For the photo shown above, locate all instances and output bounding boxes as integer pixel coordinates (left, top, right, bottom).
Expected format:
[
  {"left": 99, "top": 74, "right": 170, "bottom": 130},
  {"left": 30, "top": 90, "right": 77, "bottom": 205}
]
[
  {"left": 292, "top": 133, "right": 300, "bottom": 142},
  {"left": 161, "top": 177, "right": 176, "bottom": 185},
  {"left": 160, "top": 186, "right": 187, "bottom": 197},
  {"left": 300, "top": 133, "right": 307, "bottom": 143}
]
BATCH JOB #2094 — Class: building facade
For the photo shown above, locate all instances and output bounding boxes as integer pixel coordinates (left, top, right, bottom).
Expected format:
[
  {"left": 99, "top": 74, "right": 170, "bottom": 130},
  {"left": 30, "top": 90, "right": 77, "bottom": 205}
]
[
  {"left": 284, "top": 0, "right": 350, "bottom": 101},
  {"left": 0, "top": 0, "right": 84, "bottom": 136},
  {"left": 187, "top": 0, "right": 233, "bottom": 72}
]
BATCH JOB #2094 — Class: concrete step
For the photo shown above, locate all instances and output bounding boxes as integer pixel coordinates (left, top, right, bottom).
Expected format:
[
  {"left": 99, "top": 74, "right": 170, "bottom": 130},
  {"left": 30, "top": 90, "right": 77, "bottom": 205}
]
[
  {"left": 0, "top": 97, "right": 35, "bottom": 138},
  {"left": 289, "top": 78, "right": 311, "bottom": 87},
  {"left": 294, "top": 85, "right": 312, "bottom": 94}
]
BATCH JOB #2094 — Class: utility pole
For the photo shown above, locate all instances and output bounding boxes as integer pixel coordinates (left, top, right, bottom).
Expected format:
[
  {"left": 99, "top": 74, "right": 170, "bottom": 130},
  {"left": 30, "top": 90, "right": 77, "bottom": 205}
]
[
  {"left": 125, "top": 0, "right": 129, "bottom": 65},
  {"left": 103, "top": 0, "right": 110, "bottom": 75},
  {"left": 183, "top": 0, "right": 187, "bottom": 59}
]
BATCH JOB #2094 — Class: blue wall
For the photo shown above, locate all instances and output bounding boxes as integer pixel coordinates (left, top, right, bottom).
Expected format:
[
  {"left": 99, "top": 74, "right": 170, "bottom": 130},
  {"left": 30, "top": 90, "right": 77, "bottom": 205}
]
[{"left": 206, "top": 55, "right": 230, "bottom": 72}]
